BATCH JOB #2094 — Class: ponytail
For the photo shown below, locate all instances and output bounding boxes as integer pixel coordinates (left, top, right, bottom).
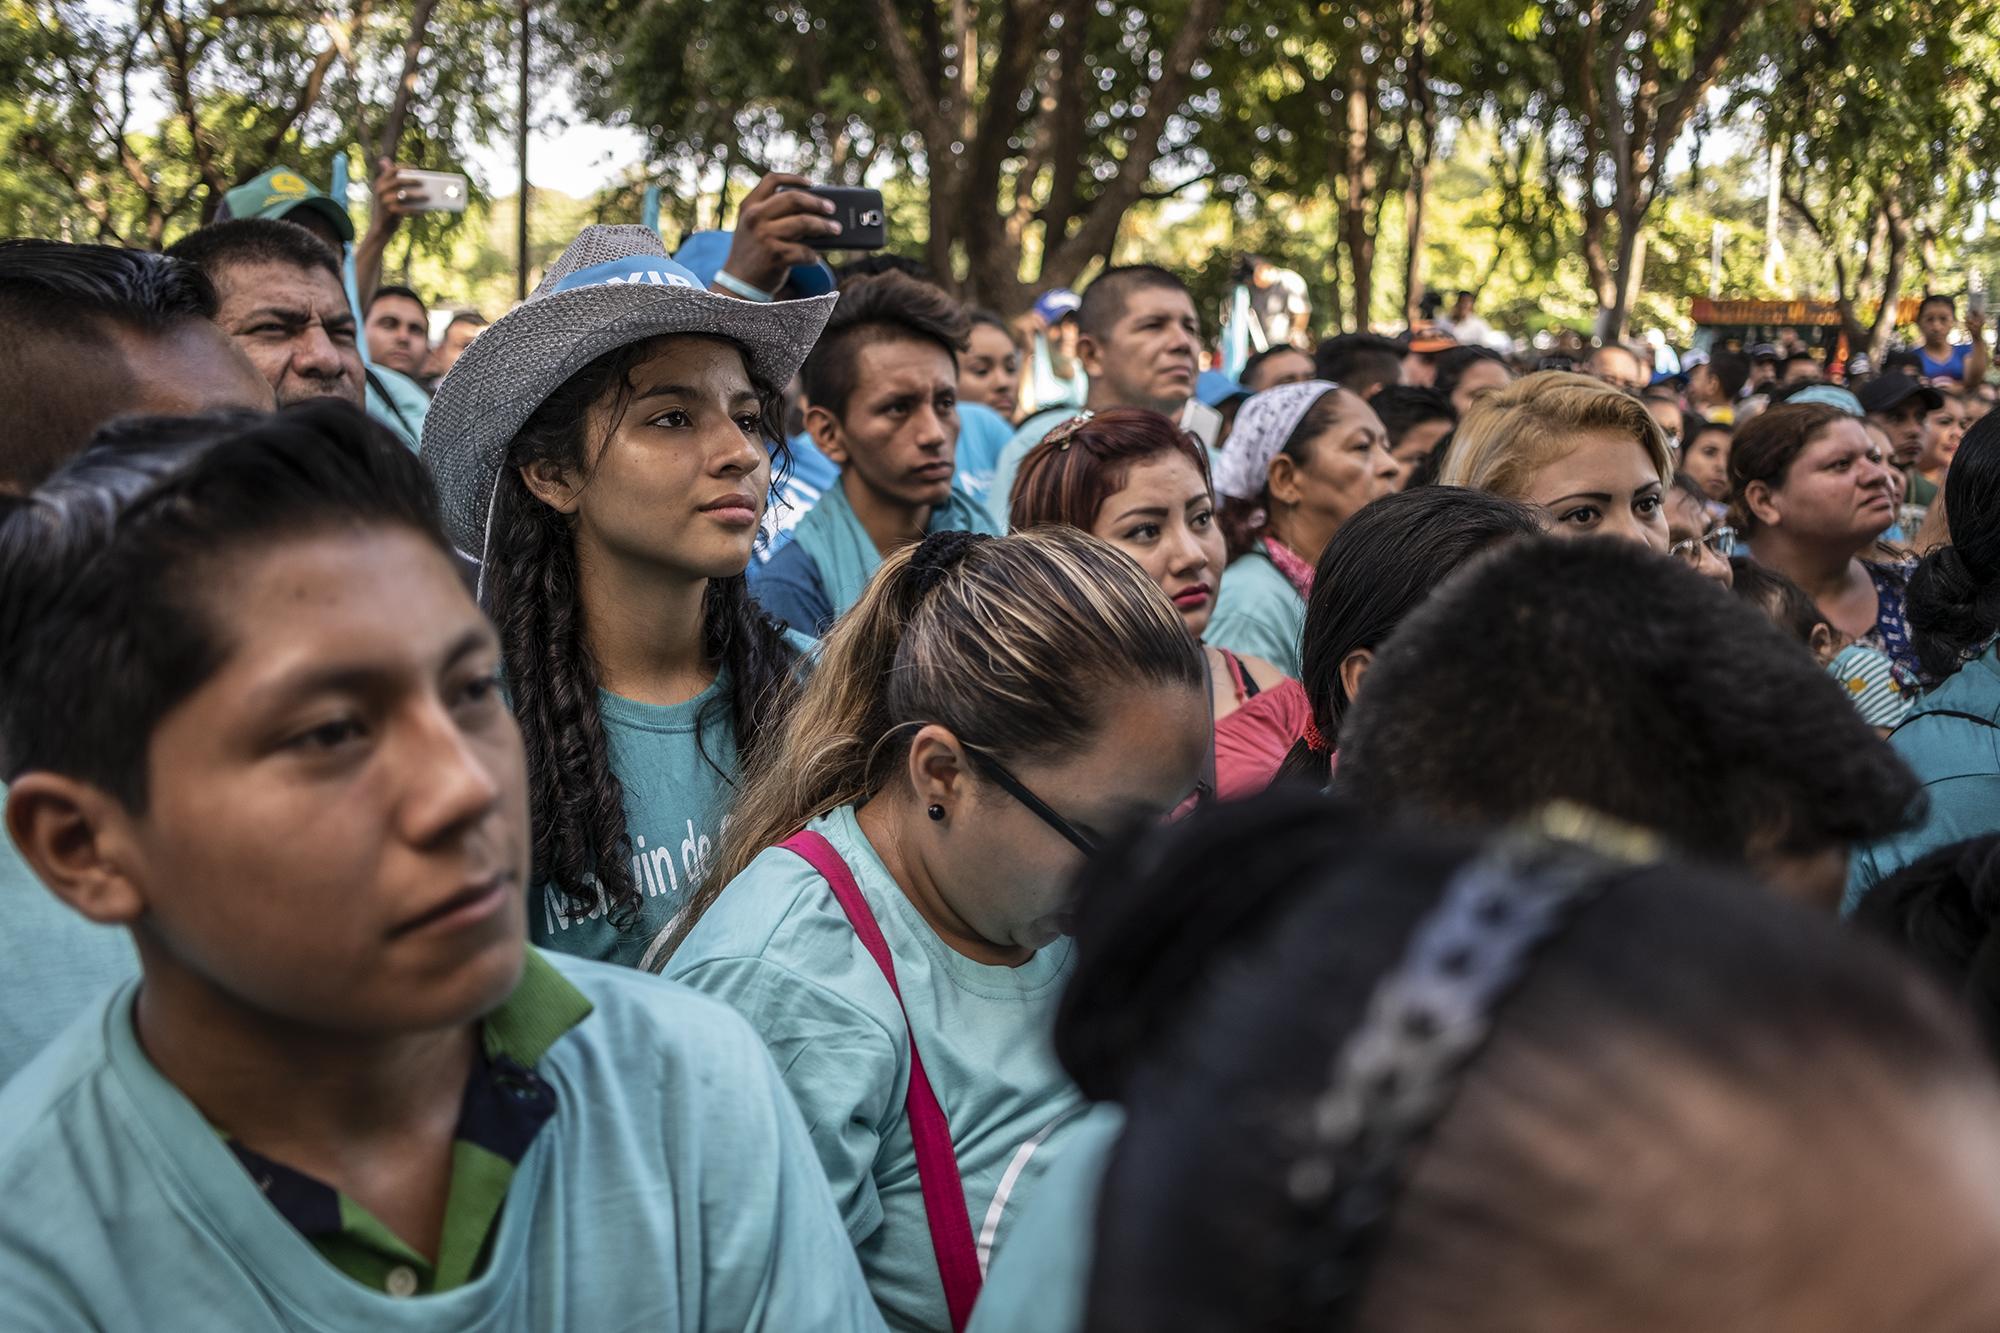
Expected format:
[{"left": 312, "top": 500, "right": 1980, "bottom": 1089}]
[{"left": 664, "top": 526, "right": 1204, "bottom": 959}]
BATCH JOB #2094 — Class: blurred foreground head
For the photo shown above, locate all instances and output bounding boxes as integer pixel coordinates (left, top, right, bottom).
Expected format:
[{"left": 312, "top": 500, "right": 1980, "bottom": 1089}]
[{"left": 1064, "top": 793, "right": 2000, "bottom": 1332}]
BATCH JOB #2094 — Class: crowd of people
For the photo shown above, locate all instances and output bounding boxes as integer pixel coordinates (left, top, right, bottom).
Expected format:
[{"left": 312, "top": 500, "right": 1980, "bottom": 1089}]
[{"left": 6, "top": 160, "right": 2000, "bottom": 1330}]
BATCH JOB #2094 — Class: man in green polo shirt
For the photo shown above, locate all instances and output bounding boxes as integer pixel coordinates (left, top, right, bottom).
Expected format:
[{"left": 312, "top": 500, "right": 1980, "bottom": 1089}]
[{"left": 0, "top": 405, "right": 883, "bottom": 1328}]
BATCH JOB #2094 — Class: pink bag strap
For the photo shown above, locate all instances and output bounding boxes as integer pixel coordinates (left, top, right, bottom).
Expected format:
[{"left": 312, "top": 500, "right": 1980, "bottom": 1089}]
[{"left": 780, "top": 830, "right": 983, "bottom": 1331}]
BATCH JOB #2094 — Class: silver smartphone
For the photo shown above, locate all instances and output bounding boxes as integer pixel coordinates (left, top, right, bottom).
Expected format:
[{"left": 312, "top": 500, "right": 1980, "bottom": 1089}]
[{"left": 399, "top": 169, "right": 469, "bottom": 213}]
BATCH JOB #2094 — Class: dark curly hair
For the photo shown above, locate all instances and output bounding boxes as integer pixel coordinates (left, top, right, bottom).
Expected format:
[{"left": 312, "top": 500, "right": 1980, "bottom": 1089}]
[
  {"left": 484, "top": 335, "right": 799, "bottom": 930},
  {"left": 1331, "top": 536, "right": 1922, "bottom": 872}
]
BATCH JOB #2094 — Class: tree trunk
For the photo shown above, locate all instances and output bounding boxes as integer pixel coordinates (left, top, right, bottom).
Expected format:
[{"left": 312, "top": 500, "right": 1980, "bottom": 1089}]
[
  {"left": 1343, "top": 62, "right": 1376, "bottom": 328},
  {"left": 1601, "top": 202, "right": 1647, "bottom": 341},
  {"left": 1401, "top": 0, "right": 1435, "bottom": 328},
  {"left": 1581, "top": 197, "right": 1615, "bottom": 321},
  {"left": 1868, "top": 199, "right": 1909, "bottom": 361}
]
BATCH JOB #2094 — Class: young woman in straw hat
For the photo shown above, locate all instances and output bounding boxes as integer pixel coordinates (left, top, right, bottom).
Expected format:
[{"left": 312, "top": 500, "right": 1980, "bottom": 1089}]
[{"left": 422, "top": 224, "right": 835, "bottom": 969}]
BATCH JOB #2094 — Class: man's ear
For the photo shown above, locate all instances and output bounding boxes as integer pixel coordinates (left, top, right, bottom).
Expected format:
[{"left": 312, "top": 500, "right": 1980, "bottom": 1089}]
[
  {"left": 519, "top": 459, "right": 583, "bottom": 515},
  {"left": 4, "top": 774, "right": 148, "bottom": 927},
  {"left": 1076, "top": 330, "right": 1107, "bottom": 380},
  {"left": 805, "top": 403, "right": 849, "bottom": 467}
]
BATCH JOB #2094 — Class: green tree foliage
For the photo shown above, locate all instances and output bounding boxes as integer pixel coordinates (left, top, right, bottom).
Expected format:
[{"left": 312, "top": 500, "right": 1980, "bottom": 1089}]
[
  {"left": 0, "top": 0, "right": 519, "bottom": 250},
  {"left": 1736, "top": 0, "right": 2000, "bottom": 355},
  {"left": 559, "top": 0, "right": 1226, "bottom": 311}
]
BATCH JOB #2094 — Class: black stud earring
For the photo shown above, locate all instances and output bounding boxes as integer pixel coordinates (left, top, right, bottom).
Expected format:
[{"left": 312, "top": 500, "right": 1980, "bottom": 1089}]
[{"left": 927, "top": 804, "right": 946, "bottom": 822}]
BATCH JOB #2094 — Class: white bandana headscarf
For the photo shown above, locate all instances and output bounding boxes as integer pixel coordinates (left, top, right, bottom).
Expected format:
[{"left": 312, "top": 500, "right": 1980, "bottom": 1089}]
[{"left": 1213, "top": 379, "right": 1342, "bottom": 501}]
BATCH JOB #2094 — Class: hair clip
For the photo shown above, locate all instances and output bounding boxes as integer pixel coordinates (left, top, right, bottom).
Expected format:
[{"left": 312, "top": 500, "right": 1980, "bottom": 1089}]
[
  {"left": 1043, "top": 411, "right": 1095, "bottom": 451},
  {"left": 1284, "top": 821, "right": 1650, "bottom": 1320}
]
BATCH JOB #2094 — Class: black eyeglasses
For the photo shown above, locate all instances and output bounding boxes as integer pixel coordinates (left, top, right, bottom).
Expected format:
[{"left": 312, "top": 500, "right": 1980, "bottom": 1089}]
[{"left": 962, "top": 746, "right": 1098, "bottom": 856}]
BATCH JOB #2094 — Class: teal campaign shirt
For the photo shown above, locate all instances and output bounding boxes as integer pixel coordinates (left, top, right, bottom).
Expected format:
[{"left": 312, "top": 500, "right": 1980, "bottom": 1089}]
[
  {"left": 1847, "top": 644, "right": 2000, "bottom": 914},
  {"left": 531, "top": 679, "right": 740, "bottom": 969},
  {"left": 0, "top": 806, "right": 138, "bottom": 1088},
  {"left": 0, "top": 950, "right": 885, "bottom": 1331},
  {"left": 664, "top": 804, "right": 1088, "bottom": 1332},
  {"left": 962, "top": 1104, "right": 1120, "bottom": 1333},
  {"left": 756, "top": 483, "right": 1001, "bottom": 638},
  {"left": 1205, "top": 550, "right": 1307, "bottom": 677},
  {"left": 985, "top": 409, "right": 1077, "bottom": 530},
  {"left": 949, "top": 403, "right": 1016, "bottom": 513}
]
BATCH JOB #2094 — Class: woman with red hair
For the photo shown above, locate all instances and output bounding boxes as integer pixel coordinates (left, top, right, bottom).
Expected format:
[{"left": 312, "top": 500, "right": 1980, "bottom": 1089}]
[{"left": 1011, "top": 408, "right": 1309, "bottom": 801}]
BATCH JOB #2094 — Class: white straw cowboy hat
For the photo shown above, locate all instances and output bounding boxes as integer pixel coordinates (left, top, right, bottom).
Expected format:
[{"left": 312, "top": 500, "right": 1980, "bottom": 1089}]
[{"left": 422, "top": 224, "right": 837, "bottom": 561}]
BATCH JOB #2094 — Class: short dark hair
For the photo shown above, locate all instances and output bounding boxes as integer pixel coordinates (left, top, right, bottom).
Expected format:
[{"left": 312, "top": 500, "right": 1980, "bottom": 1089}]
[
  {"left": 367, "top": 284, "right": 427, "bottom": 318},
  {"left": 1707, "top": 349, "right": 1752, "bottom": 399},
  {"left": 1060, "top": 792, "right": 1992, "bottom": 1329},
  {"left": 1729, "top": 556, "right": 1827, "bottom": 647},
  {"left": 0, "top": 240, "right": 220, "bottom": 490},
  {"left": 1278, "top": 486, "right": 1541, "bottom": 785},
  {"left": 1313, "top": 333, "right": 1402, "bottom": 396},
  {"left": 1332, "top": 537, "right": 1921, "bottom": 863},
  {"left": 0, "top": 402, "right": 450, "bottom": 810},
  {"left": 1854, "top": 834, "right": 2000, "bottom": 1065},
  {"left": 1368, "top": 385, "right": 1456, "bottom": 446},
  {"left": 968, "top": 308, "right": 1012, "bottom": 339},
  {"left": 1076, "top": 265, "right": 1191, "bottom": 343},
  {"left": 1430, "top": 344, "right": 1507, "bottom": 400},
  {"left": 166, "top": 217, "right": 343, "bottom": 284},
  {"left": 446, "top": 310, "right": 489, "bottom": 331},
  {"left": 1920, "top": 292, "right": 1956, "bottom": 316},
  {"left": 1240, "top": 345, "right": 1307, "bottom": 390},
  {"left": 798, "top": 270, "right": 970, "bottom": 418}
]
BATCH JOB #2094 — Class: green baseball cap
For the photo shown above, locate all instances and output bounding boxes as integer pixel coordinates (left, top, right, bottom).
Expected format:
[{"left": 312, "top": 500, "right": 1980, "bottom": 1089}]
[{"left": 218, "top": 167, "right": 355, "bottom": 243}]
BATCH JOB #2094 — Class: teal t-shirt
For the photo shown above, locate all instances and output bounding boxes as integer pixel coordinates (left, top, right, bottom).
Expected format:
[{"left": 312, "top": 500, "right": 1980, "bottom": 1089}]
[
  {"left": 0, "top": 796, "right": 138, "bottom": 1088},
  {"left": 1846, "top": 644, "right": 2000, "bottom": 914},
  {"left": 1205, "top": 550, "right": 1307, "bottom": 677},
  {"left": 963, "top": 1104, "right": 1120, "bottom": 1333},
  {"left": 531, "top": 678, "right": 740, "bottom": 969},
  {"left": 986, "top": 409, "right": 1077, "bottom": 530},
  {"left": 0, "top": 951, "right": 885, "bottom": 1331},
  {"left": 664, "top": 804, "right": 1088, "bottom": 1333}
]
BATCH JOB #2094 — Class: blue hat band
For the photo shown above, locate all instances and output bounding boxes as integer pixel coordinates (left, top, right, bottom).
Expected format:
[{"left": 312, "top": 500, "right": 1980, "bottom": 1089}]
[{"left": 552, "top": 255, "right": 702, "bottom": 294}]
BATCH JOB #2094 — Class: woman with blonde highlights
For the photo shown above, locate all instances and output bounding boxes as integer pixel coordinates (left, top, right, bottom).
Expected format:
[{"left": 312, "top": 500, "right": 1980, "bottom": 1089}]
[
  {"left": 658, "top": 526, "right": 1210, "bottom": 1332},
  {"left": 1438, "top": 370, "right": 1673, "bottom": 549}
]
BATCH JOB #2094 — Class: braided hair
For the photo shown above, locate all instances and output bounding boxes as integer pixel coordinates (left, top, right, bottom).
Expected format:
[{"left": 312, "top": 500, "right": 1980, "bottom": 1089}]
[{"left": 485, "top": 335, "right": 799, "bottom": 930}]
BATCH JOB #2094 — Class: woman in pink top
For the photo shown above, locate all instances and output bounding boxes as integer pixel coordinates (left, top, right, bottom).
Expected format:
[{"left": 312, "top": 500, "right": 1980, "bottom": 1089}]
[
  {"left": 1010, "top": 408, "right": 1295, "bottom": 800},
  {"left": 1268, "top": 486, "right": 1545, "bottom": 790}
]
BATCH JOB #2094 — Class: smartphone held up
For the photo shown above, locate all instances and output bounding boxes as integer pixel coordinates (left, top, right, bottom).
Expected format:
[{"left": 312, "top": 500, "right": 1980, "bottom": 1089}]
[{"left": 777, "top": 184, "right": 887, "bottom": 251}]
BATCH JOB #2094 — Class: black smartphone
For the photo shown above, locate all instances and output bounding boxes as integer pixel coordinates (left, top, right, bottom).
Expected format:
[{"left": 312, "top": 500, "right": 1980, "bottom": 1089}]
[{"left": 779, "top": 185, "right": 887, "bottom": 251}]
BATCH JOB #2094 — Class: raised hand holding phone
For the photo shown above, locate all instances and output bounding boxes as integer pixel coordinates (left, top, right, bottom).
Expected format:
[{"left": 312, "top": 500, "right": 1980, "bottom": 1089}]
[{"left": 718, "top": 173, "right": 844, "bottom": 297}]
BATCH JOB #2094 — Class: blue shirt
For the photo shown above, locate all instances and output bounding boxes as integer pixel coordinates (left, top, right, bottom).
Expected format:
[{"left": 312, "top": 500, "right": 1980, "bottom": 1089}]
[
  {"left": 665, "top": 804, "right": 1087, "bottom": 1332},
  {"left": 1205, "top": 550, "right": 1307, "bottom": 677},
  {"left": 0, "top": 802, "right": 138, "bottom": 1089},
  {"left": 963, "top": 1105, "right": 1120, "bottom": 1333},
  {"left": 0, "top": 950, "right": 885, "bottom": 1330},
  {"left": 1918, "top": 343, "right": 1972, "bottom": 380},
  {"left": 1847, "top": 644, "right": 2000, "bottom": 913},
  {"left": 753, "top": 431, "right": 843, "bottom": 570},
  {"left": 530, "top": 681, "right": 742, "bottom": 969}
]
